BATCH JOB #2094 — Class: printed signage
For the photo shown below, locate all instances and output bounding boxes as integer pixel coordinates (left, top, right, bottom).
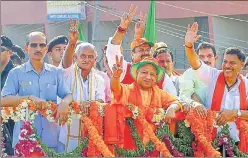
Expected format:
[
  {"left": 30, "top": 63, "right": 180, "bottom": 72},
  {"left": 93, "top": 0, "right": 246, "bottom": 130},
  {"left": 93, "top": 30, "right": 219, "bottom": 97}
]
[{"left": 47, "top": 1, "right": 86, "bottom": 21}]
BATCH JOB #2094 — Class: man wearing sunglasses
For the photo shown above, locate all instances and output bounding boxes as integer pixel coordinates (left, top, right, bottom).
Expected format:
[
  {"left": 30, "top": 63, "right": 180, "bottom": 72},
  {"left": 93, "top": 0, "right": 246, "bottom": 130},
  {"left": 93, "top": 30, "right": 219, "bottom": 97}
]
[{"left": 1, "top": 31, "right": 73, "bottom": 153}]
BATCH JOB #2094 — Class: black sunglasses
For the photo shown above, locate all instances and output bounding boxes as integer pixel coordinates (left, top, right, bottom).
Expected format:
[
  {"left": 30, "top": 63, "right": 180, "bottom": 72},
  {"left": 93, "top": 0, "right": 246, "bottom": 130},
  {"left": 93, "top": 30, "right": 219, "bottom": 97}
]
[
  {"left": 0, "top": 47, "right": 10, "bottom": 53},
  {"left": 29, "top": 43, "right": 47, "bottom": 48}
]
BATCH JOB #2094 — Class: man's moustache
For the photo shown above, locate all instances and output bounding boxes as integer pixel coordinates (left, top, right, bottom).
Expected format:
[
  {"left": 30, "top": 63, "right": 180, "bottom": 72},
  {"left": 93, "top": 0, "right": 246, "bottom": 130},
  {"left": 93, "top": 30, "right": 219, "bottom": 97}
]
[
  {"left": 141, "top": 54, "right": 150, "bottom": 59},
  {"left": 34, "top": 51, "right": 42, "bottom": 55},
  {"left": 204, "top": 61, "right": 211, "bottom": 65}
]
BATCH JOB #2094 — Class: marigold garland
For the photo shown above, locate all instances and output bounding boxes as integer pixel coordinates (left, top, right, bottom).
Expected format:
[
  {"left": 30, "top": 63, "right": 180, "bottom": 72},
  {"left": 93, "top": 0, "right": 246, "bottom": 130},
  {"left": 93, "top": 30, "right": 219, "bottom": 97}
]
[
  {"left": 2, "top": 100, "right": 112, "bottom": 157},
  {"left": 2, "top": 100, "right": 38, "bottom": 122},
  {"left": 141, "top": 118, "right": 172, "bottom": 157},
  {"left": 185, "top": 109, "right": 221, "bottom": 157},
  {"left": 4, "top": 99, "right": 248, "bottom": 157},
  {"left": 87, "top": 101, "right": 103, "bottom": 156},
  {"left": 81, "top": 116, "right": 114, "bottom": 157},
  {"left": 236, "top": 118, "right": 248, "bottom": 153},
  {"left": 145, "top": 121, "right": 185, "bottom": 157},
  {"left": 126, "top": 104, "right": 172, "bottom": 157}
]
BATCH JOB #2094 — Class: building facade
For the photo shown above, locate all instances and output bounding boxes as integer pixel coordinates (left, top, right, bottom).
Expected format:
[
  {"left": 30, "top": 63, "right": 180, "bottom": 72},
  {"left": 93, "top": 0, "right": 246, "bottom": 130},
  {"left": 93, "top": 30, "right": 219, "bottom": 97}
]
[{"left": 1, "top": 1, "right": 248, "bottom": 69}]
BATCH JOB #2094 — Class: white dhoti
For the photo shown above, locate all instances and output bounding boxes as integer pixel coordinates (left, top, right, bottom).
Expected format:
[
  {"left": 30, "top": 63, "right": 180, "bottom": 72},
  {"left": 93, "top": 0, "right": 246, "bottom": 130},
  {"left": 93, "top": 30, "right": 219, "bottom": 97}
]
[{"left": 59, "top": 118, "right": 83, "bottom": 152}]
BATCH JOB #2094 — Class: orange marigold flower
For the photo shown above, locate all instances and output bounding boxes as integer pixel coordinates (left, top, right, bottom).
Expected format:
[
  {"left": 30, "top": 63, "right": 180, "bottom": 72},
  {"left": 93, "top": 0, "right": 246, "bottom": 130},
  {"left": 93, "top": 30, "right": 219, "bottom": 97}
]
[{"left": 4, "top": 108, "right": 11, "bottom": 115}]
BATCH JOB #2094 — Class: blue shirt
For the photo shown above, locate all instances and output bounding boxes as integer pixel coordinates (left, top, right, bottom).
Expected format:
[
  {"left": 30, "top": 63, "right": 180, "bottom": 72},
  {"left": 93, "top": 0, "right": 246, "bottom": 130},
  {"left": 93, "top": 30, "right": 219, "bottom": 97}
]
[{"left": 1, "top": 61, "right": 71, "bottom": 148}]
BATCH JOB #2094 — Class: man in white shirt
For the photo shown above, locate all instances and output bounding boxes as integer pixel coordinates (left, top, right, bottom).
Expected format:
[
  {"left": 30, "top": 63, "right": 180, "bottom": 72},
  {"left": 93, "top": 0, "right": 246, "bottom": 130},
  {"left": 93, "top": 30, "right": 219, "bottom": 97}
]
[
  {"left": 105, "top": 5, "right": 178, "bottom": 97},
  {"left": 58, "top": 19, "right": 105, "bottom": 153},
  {"left": 184, "top": 22, "right": 248, "bottom": 148},
  {"left": 106, "top": 5, "right": 153, "bottom": 84}
]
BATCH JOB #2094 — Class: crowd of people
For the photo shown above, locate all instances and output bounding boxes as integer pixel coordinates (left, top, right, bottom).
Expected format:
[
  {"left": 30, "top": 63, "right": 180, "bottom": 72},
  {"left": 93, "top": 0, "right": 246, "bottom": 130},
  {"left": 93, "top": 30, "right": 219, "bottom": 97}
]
[{"left": 1, "top": 4, "right": 248, "bottom": 156}]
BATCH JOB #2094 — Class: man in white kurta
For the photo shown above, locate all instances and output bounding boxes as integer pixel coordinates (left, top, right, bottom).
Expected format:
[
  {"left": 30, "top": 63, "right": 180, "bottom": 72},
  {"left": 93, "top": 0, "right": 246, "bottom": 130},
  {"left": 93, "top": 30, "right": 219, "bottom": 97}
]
[
  {"left": 194, "top": 62, "right": 248, "bottom": 141},
  {"left": 184, "top": 22, "right": 248, "bottom": 143},
  {"left": 58, "top": 42, "right": 105, "bottom": 152}
]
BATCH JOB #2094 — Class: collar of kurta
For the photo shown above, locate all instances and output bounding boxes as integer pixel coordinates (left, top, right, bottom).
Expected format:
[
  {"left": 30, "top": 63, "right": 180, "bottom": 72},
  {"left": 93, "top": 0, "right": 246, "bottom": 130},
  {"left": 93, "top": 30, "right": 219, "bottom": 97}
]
[
  {"left": 211, "top": 72, "right": 246, "bottom": 111},
  {"left": 74, "top": 63, "right": 95, "bottom": 81},
  {"left": 170, "top": 74, "right": 177, "bottom": 82}
]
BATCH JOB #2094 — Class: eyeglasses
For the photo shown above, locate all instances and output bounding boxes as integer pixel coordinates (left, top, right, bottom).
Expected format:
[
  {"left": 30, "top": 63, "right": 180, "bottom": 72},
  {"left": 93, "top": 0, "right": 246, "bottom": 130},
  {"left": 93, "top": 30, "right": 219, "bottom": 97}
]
[
  {"left": 29, "top": 43, "right": 47, "bottom": 48},
  {"left": 0, "top": 47, "right": 10, "bottom": 53}
]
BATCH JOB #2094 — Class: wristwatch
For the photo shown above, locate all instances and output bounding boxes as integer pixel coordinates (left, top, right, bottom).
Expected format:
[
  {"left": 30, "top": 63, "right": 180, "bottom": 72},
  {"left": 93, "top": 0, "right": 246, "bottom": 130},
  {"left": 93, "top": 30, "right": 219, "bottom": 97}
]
[{"left": 236, "top": 110, "right": 242, "bottom": 117}]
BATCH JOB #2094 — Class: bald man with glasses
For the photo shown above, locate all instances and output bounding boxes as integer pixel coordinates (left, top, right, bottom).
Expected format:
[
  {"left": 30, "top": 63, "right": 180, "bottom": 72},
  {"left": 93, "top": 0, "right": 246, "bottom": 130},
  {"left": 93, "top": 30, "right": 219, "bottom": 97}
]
[{"left": 1, "top": 32, "right": 73, "bottom": 153}]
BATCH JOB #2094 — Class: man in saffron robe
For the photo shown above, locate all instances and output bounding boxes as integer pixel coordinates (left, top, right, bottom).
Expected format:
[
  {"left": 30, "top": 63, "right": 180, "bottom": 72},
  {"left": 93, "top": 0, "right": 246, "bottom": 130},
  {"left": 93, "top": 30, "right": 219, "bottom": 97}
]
[
  {"left": 105, "top": 56, "right": 182, "bottom": 152},
  {"left": 184, "top": 22, "right": 248, "bottom": 153}
]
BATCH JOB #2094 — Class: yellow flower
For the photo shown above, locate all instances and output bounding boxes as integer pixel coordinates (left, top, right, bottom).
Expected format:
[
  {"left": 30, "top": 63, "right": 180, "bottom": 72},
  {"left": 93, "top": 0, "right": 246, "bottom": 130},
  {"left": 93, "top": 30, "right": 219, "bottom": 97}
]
[
  {"left": 184, "top": 120, "right": 190, "bottom": 127},
  {"left": 158, "top": 108, "right": 165, "bottom": 115},
  {"left": 153, "top": 114, "right": 162, "bottom": 125}
]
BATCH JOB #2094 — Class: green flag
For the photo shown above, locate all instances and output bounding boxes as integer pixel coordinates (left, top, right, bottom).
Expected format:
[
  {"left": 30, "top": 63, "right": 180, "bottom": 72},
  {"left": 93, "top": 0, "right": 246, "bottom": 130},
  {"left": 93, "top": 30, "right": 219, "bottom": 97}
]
[
  {"left": 78, "top": 21, "right": 86, "bottom": 41},
  {"left": 144, "top": 0, "right": 156, "bottom": 43}
]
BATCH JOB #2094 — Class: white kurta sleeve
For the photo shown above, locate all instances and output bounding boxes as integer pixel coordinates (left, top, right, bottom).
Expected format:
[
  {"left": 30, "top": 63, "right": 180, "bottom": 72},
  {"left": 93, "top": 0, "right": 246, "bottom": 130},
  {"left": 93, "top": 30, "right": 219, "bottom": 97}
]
[
  {"left": 194, "top": 61, "right": 219, "bottom": 86},
  {"left": 106, "top": 37, "right": 128, "bottom": 82},
  {"left": 162, "top": 73, "right": 177, "bottom": 97},
  {"left": 58, "top": 62, "right": 75, "bottom": 80},
  {"left": 95, "top": 74, "right": 106, "bottom": 102}
]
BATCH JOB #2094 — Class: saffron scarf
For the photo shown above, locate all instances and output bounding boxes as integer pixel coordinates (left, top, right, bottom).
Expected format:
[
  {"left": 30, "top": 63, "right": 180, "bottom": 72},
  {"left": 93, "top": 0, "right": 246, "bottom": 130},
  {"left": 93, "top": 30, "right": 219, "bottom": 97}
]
[{"left": 211, "top": 72, "right": 247, "bottom": 153}]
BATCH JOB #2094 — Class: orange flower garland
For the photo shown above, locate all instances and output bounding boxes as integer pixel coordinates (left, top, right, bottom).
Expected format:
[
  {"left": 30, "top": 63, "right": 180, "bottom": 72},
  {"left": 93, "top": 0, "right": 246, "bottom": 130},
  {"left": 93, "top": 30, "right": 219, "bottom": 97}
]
[
  {"left": 142, "top": 119, "right": 172, "bottom": 157},
  {"left": 206, "top": 110, "right": 215, "bottom": 142},
  {"left": 2, "top": 107, "right": 16, "bottom": 122},
  {"left": 127, "top": 104, "right": 172, "bottom": 157},
  {"left": 38, "top": 101, "right": 57, "bottom": 122},
  {"left": 81, "top": 116, "right": 114, "bottom": 157},
  {"left": 27, "top": 101, "right": 37, "bottom": 112},
  {"left": 2, "top": 99, "right": 39, "bottom": 122},
  {"left": 236, "top": 119, "right": 248, "bottom": 153},
  {"left": 185, "top": 110, "right": 220, "bottom": 157},
  {"left": 143, "top": 130, "right": 150, "bottom": 147},
  {"left": 87, "top": 102, "right": 101, "bottom": 156},
  {"left": 71, "top": 101, "right": 81, "bottom": 114},
  {"left": 236, "top": 119, "right": 248, "bottom": 139}
]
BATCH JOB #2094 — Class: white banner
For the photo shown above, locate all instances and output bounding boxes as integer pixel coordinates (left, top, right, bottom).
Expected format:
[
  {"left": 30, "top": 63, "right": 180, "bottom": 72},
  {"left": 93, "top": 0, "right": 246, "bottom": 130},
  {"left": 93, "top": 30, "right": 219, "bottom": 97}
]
[{"left": 47, "top": 1, "right": 86, "bottom": 21}]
